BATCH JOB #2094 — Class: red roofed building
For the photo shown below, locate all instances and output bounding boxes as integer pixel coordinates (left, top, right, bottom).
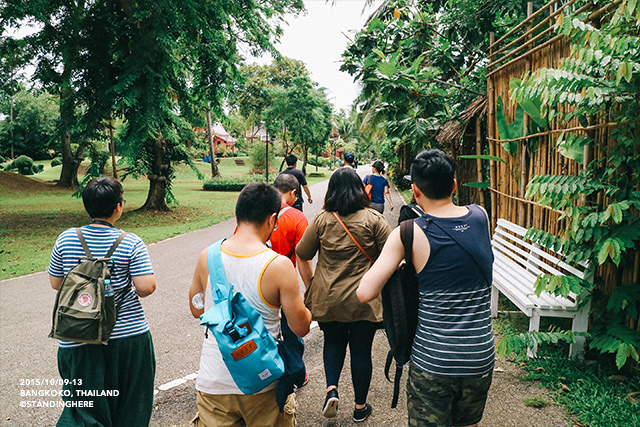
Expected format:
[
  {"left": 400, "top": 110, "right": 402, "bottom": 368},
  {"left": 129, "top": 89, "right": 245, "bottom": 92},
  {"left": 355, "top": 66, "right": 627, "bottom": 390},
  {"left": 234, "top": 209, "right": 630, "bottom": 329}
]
[{"left": 194, "top": 123, "right": 236, "bottom": 154}]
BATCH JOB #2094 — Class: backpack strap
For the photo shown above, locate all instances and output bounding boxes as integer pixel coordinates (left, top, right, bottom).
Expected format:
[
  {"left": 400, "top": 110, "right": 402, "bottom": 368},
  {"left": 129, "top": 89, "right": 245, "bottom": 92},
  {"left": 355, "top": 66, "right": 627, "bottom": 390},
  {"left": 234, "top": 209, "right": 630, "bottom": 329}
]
[
  {"left": 206, "top": 239, "right": 231, "bottom": 302},
  {"left": 386, "top": 219, "right": 415, "bottom": 408},
  {"left": 106, "top": 232, "right": 128, "bottom": 258},
  {"left": 332, "top": 212, "right": 374, "bottom": 264},
  {"left": 76, "top": 228, "right": 93, "bottom": 258},
  {"left": 75, "top": 228, "right": 128, "bottom": 260}
]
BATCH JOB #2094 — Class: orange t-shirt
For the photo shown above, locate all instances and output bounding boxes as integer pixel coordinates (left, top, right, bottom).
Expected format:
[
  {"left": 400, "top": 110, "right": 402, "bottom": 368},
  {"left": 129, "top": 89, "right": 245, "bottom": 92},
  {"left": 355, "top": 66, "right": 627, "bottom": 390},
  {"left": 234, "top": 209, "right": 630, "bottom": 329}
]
[{"left": 270, "top": 202, "right": 308, "bottom": 267}]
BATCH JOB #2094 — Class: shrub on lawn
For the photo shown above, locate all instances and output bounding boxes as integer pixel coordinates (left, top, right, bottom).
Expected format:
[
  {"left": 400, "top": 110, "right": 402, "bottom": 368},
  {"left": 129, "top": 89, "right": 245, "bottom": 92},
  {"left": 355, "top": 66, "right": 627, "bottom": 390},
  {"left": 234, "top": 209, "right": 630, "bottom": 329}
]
[
  {"left": 51, "top": 157, "right": 63, "bottom": 167},
  {"left": 308, "top": 172, "right": 326, "bottom": 177},
  {"left": 203, "top": 174, "right": 264, "bottom": 191},
  {"left": 8, "top": 155, "right": 42, "bottom": 175}
]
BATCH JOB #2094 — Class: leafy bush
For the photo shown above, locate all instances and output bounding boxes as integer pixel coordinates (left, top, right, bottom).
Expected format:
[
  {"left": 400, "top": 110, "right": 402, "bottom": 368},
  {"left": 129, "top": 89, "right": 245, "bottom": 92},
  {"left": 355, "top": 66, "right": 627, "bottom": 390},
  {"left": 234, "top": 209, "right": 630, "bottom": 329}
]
[
  {"left": 10, "top": 155, "right": 41, "bottom": 175},
  {"left": 249, "top": 143, "right": 276, "bottom": 173},
  {"left": 0, "top": 155, "right": 5, "bottom": 163},
  {"left": 308, "top": 172, "right": 326, "bottom": 177},
  {"left": 203, "top": 175, "right": 264, "bottom": 191},
  {"left": 51, "top": 157, "right": 62, "bottom": 167}
]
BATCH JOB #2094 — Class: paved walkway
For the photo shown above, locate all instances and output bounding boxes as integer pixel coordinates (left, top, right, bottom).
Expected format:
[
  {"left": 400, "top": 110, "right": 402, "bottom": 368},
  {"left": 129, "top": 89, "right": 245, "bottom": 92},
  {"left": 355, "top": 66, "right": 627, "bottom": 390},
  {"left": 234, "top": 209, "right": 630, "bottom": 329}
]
[{"left": 0, "top": 166, "right": 571, "bottom": 426}]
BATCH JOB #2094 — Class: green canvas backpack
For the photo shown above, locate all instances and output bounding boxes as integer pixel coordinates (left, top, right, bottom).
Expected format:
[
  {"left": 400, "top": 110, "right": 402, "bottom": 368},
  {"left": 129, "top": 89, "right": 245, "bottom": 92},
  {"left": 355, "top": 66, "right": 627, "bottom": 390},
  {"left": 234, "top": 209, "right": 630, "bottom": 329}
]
[{"left": 49, "top": 229, "right": 128, "bottom": 345}]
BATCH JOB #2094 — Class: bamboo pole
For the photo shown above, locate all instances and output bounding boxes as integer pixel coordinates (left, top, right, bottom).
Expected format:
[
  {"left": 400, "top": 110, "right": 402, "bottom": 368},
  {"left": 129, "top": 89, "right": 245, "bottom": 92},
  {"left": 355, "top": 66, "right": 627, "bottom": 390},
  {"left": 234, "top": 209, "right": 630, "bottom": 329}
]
[
  {"left": 488, "top": 32, "right": 497, "bottom": 228},
  {"left": 490, "top": 0, "right": 561, "bottom": 49},
  {"left": 490, "top": 0, "right": 575, "bottom": 67},
  {"left": 486, "top": 122, "right": 618, "bottom": 144}
]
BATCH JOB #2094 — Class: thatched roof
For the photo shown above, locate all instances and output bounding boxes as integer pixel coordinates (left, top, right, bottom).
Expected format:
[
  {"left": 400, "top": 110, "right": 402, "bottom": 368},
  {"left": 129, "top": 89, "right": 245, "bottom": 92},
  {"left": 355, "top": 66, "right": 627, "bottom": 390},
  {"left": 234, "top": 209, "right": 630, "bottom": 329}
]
[{"left": 436, "top": 96, "right": 487, "bottom": 145}]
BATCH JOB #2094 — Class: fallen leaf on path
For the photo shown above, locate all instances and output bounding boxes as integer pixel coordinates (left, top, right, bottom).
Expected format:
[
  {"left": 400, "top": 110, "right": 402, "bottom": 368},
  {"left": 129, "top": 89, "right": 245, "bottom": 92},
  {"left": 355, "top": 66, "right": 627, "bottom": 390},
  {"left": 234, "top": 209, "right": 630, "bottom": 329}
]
[
  {"left": 519, "top": 362, "right": 527, "bottom": 367},
  {"left": 494, "top": 367, "right": 505, "bottom": 373},
  {"left": 559, "top": 383, "right": 571, "bottom": 392},
  {"left": 534, "top": 367, "right": 545, "bottom": 372}
]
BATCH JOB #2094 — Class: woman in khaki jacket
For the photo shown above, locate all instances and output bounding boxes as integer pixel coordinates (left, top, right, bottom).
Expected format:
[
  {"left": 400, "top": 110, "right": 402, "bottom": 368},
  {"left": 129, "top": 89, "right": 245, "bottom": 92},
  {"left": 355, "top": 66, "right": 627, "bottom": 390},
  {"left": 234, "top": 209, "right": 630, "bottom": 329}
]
[{"left": 297, "top": 167, "right": 391, "bottom": 422}]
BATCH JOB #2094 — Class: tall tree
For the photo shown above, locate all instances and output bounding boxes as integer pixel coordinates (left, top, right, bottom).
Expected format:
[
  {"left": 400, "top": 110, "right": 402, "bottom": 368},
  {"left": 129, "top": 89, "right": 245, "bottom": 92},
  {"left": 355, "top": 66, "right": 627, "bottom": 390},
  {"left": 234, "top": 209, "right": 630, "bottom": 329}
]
[
  {"left": 263, "top": 75, "right": 333, "bottom": 174},
  {"left": 112, "top": 0, "right": 304, "bottom": 210},
  {"left": 342, "top": 0, "right": 540, "bottom": 194}
]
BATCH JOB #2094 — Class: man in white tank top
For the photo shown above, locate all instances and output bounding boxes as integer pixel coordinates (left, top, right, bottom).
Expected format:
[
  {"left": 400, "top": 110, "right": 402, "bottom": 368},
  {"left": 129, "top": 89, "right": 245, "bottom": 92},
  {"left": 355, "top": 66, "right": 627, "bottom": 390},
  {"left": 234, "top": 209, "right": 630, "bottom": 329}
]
[{"left": 189, "top": 182, "right": 312, "bottom": 427}]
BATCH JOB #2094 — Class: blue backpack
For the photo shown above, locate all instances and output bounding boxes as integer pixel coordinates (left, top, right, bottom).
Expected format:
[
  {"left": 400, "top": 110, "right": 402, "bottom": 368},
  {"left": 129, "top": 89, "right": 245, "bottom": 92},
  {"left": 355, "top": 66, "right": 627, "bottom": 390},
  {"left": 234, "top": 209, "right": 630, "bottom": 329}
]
[{"left": 200, "top": 240, "right": 285, "bottom": 394}]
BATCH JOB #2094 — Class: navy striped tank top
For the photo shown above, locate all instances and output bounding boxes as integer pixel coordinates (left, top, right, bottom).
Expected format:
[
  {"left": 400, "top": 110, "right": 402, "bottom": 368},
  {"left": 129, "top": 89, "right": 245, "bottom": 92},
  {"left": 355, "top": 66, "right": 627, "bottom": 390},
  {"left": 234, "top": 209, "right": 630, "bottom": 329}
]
[{"left": 412, "top": 204, "right": 495, "bottom": 377}]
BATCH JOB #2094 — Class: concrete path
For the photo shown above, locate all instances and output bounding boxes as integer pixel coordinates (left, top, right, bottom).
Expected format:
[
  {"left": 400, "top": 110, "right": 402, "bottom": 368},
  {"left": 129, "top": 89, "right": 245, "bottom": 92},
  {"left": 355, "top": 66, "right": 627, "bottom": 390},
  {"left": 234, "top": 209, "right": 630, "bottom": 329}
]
[{"left": 0, "top": 166, "right": 571, "bottom": 427}]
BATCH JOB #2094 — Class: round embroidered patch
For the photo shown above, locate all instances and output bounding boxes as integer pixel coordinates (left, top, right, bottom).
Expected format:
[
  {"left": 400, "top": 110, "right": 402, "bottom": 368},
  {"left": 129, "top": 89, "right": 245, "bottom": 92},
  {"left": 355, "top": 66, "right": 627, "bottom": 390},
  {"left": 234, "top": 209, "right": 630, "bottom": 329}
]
[{"left": 78, "top": 293, "right": 93, "bottom": 307}]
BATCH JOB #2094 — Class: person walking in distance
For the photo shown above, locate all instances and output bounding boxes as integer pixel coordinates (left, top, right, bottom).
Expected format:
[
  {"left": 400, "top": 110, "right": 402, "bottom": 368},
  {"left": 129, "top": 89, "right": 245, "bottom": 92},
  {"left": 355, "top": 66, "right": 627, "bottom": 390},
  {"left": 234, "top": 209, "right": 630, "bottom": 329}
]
[
  {"left": 342, "top": 152, "right": 355, "bottom": 168},
  {"left": 279, "top": 154, "right": 313, "bottom": 212},
  {"left": 48, "top": 177, "right": 157, "bottom": 426},
  {"left": 363, "top": 160, "right": 394, "bottom": 214},
  {"left": 358, "top": 149, "right": 495, "bottom": 427},
  {"left": 297, "top": 168, "right": 391, "bottom": 422},
  {"left": 189, "top": 182, "right": 312, "bottom": 427}
]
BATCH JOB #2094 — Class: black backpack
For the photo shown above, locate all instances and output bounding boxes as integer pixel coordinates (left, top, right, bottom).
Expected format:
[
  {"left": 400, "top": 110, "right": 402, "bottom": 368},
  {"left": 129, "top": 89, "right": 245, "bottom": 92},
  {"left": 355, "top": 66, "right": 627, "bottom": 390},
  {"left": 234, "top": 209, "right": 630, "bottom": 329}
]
[{"left": 381, "top": 219, "right": 418, "bottom": 408}]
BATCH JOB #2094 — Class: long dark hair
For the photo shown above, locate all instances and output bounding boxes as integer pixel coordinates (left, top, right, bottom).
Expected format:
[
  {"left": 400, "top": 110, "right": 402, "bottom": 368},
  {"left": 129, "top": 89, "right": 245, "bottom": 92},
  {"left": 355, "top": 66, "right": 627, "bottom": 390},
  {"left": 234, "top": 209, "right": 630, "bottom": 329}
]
[{"left": 324, "top": 168, "right": 370, "bottom": 216}]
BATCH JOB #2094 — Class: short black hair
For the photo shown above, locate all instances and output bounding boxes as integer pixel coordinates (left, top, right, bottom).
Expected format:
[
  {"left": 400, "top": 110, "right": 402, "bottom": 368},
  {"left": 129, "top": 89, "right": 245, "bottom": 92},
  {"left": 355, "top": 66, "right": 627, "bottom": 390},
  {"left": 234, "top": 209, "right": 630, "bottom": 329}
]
[
  {"left": 324, "top": 167, "right": 370, "bottom": 216},
  {"left": 82, "top": 177, "right": 123, "bottom": 219},
  {"left": 273, "top": 173, "right": 299, "bottom": 194},
  {"left": 410, "top": 149, "right": 456, "bottom": 200},
  {"left": 372, "top": 160, "right": 385, "bottom": 174},
  {"left": 285, "top": 154, "right": 298, "bottom": 167},
  {"left": 344, "top": 152, "right": 355, "bottom": 164},
  {"left": 235, "top": 182, "right": 281, "bottom": 225}
]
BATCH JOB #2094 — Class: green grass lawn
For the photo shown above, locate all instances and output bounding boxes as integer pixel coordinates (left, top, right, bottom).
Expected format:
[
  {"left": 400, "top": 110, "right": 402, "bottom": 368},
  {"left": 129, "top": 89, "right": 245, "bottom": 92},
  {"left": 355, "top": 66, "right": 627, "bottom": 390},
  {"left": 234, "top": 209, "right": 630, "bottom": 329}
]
[{"left": 0, "top": 156, "right": 331, "bottom": 280}]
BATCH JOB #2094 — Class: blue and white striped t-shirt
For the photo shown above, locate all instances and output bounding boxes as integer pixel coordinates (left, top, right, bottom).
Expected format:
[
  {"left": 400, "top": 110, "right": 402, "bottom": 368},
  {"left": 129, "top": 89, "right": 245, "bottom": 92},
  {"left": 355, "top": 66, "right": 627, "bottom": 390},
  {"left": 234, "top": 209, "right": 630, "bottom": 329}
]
[
  {"left": 48, "top": 225, "right": 154, "bottom": 348},
  {"left": 412, "top": 205, "right": 495, "bottom": 377}
]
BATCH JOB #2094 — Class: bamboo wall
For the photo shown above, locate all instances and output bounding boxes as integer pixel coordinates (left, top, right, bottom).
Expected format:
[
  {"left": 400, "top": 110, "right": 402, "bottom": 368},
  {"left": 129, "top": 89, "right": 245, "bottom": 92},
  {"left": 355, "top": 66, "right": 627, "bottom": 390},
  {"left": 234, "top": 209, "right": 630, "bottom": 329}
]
[{"left": 486, "top": 0, "right": 639, "bottom": 320}]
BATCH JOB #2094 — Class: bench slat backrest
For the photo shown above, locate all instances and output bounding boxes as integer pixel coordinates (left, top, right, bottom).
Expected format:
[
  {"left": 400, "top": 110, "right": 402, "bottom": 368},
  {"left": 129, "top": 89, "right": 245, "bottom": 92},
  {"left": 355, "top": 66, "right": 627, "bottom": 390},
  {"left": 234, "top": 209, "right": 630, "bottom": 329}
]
[{"left": 492, "top": 219, "right": 591, "bottom": 307}]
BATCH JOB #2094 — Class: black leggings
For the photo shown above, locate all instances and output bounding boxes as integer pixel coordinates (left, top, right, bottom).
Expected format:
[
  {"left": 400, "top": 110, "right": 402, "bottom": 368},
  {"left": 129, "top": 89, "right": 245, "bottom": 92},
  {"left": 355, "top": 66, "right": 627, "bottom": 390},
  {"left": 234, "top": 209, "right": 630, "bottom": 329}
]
[{"left": 318, "top": 321, "right": 378, "bottom": 405}]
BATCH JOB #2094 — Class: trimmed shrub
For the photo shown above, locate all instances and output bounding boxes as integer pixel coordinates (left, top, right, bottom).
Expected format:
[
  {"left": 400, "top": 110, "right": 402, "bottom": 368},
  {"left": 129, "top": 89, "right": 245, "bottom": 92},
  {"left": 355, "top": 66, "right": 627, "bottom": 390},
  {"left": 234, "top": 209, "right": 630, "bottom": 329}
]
[
  {"left": 308, "top": 172, "right": 326, "bottom": 177},
  {"left": 12, "top": 155, "right": 36, "bottom": 175},
  {"left": 203, "top": 174, "right": 264, "bottom": 191},
  {"left": 51, "top": 157, "right": 63, "bottom": 167}
]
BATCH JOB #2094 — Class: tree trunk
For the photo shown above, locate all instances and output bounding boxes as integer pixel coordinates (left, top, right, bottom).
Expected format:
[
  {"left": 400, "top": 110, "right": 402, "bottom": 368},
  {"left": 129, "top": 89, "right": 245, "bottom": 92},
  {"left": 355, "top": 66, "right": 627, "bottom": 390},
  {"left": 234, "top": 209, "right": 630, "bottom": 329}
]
[
  {"left": 301, "top": 143, "right": 309, "bottom": 175},
  {"left": 109, "top": 119, "right": 118, "bottom": 179},
  {"left": 57, "top": 130, "right": 85, "bottom": 188},
  {"left": 206, "top": 109, "right": 220, "bottom": 177},
  {"left": 141, "top": 134, "right": 171, "bottom": 211},
  {"left": 57, "top": 63, "right": 83, "bottom": 188}
]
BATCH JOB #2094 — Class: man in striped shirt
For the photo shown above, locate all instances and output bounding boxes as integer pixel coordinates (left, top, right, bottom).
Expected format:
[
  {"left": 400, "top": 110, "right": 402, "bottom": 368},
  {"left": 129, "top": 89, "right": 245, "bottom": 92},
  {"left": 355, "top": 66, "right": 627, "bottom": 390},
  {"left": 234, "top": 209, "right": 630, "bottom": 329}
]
[
  {"left": 48, "top": 177, "right": 156, "bottom": 426},
  {"left": 358, "top": 149, "right": 494, "bottom": 427}
]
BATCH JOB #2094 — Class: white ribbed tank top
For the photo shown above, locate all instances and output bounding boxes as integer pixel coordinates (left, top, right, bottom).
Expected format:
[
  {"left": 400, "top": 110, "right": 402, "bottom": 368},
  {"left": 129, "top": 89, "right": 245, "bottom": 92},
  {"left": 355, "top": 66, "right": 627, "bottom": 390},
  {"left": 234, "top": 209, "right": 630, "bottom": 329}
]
[{"left": 196, "top": 246, "right": 281, "bottom": 395}]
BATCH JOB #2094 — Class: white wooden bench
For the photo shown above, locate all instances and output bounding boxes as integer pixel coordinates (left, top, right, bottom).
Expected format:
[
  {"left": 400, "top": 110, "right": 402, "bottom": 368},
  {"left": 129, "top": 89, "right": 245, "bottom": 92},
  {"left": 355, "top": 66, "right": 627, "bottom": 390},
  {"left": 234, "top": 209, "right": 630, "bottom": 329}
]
[{"left": 490, "top": 218, "right": 592, "bottom": 358}]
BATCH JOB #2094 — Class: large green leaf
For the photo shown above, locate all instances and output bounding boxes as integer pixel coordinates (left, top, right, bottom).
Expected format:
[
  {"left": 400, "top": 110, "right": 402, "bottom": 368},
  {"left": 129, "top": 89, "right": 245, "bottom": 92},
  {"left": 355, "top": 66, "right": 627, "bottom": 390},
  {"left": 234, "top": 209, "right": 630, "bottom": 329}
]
[
  {"left": 378, "top": 61, "right": 397, "bottom": 78},
  {"left": 462, "top": 181, "right": 491, "bottom": 188},
  {"left": 495, "top": 96, "right": 511, "bottom": 140}
]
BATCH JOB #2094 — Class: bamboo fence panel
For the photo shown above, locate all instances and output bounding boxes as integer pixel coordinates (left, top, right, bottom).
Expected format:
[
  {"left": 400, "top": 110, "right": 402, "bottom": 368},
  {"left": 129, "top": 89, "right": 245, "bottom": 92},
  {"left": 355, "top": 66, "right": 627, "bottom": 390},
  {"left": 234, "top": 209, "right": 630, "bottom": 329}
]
[{"left": 485, "top": 0, "right": 639, "bottom": 324}]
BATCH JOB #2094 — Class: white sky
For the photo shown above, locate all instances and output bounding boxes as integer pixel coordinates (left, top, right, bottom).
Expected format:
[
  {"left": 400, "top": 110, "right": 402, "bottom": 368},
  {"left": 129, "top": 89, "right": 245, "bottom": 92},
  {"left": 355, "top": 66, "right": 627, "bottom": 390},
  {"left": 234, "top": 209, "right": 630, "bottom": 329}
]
[{"left": 250, "top": 0, "right": 383, "bottom": 112}]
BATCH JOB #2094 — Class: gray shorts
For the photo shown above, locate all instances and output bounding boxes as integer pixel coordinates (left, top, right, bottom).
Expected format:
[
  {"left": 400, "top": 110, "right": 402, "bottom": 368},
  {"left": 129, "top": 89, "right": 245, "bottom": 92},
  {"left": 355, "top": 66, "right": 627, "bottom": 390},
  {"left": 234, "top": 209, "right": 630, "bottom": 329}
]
[
  {"left": 370, "top": 202, "right": 384, "bottom": 214},
  {"left": 407, "top": 365, "right": 492, "bottom": 427}
]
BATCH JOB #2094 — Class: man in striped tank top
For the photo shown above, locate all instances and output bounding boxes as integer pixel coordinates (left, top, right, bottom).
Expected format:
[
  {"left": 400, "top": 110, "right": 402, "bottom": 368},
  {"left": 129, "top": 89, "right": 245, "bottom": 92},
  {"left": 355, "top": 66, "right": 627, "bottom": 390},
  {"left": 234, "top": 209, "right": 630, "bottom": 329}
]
[
  {"left": 358, "top": 149, "right": 494, "bottom": 427},
  {"left": 48, "top": 177, "right": 157, "bottom": 426},
  {"left": 189, "top": 182, "right": 312, "bottom": 427}
]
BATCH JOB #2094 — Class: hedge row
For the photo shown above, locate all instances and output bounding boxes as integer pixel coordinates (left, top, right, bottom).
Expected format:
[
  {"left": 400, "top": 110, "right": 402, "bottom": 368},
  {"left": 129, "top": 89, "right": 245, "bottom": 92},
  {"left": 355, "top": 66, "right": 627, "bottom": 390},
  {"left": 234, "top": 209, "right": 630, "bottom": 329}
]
[{"left": 202, "top": 174, "right": 265, "bottom": 191}]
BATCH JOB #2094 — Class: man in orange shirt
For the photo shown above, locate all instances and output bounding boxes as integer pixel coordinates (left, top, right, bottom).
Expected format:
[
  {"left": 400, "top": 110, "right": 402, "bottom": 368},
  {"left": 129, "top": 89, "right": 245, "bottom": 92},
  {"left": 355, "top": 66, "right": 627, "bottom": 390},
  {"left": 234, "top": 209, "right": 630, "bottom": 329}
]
[
  {"left": 271, "top": 174, "right": 313, "bottom": 288},
  {"left": 271, "top": 173, "right": 313, "bottom": 386}
]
